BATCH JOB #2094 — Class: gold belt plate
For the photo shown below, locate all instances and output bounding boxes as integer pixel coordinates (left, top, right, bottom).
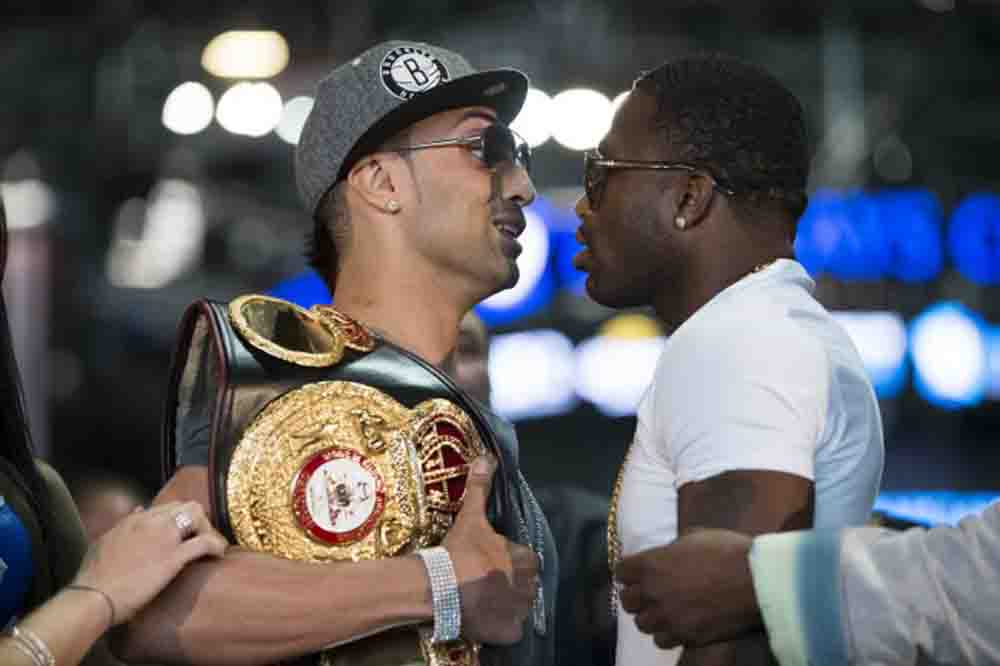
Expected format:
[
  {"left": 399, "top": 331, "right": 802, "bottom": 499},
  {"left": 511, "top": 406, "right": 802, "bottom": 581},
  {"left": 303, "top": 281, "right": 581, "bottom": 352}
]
[{"left": 227, "top": 380, "right": 486, "bottom": 665}]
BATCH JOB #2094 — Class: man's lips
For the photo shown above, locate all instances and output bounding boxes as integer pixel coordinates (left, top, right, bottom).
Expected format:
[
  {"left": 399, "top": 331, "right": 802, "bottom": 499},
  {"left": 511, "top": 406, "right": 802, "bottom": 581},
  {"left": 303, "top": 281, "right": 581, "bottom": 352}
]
[
  {"left": 492, "top": 213, "right": 526, "bottom": 239},
  {"left": 493, "top": 212, "right": 526, "bottom": 259}
]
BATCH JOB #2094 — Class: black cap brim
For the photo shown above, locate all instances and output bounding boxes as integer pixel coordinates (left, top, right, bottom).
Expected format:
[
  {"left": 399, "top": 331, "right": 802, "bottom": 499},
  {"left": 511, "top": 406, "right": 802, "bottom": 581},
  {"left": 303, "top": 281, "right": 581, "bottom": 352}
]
[{"left": 338, "top": 69, "right": 528, "bottom": 182}]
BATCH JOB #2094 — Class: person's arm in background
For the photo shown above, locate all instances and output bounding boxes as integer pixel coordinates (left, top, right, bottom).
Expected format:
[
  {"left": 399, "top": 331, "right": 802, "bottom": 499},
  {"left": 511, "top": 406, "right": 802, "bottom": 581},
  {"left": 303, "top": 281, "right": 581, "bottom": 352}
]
[
  {"left": 617, "top": 501, "right": 1000, "bottom": 666},
  {"left": 751, "top": 501, "right": 1000, "bottom": 665},
  {"left": 1, "top": 502, "right": 227, "bottom": 666},
  {"left": 112, "top": 457, "right": 539, "bottom": 666}
]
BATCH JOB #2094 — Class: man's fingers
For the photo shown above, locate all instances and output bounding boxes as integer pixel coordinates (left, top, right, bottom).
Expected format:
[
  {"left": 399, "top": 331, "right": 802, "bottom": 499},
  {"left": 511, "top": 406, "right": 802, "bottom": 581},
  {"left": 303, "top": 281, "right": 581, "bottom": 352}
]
[
  {"left": 634, "top": 605, "right": 669, "bottom": 635},
  {"left": 183, "top": 501, "right": 215, "bottom": 540},
  {"left": 653, "top": 630, "right": 681, "bottom": 650},
  {"left": 455, "top": 455, "right": 496, "bottom": 524},
  {"left": 614, "top": 552, "right": 642, "bottom": 584},
  {"left": 509, "top": 543, "right": 537, "bottom": 574},
  {"left": 172, "top": 532, "right": 228, "bottom": 570},
  {"left": 619, "top": 583, "right": 643, "bottom": 614}
]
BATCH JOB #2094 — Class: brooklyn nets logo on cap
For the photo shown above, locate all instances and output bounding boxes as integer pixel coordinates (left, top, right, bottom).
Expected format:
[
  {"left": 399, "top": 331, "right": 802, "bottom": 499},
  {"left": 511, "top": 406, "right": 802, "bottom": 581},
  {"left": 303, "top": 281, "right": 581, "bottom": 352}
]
[{"left": 380, "top": 45, "right": 450, "bottom": 100}]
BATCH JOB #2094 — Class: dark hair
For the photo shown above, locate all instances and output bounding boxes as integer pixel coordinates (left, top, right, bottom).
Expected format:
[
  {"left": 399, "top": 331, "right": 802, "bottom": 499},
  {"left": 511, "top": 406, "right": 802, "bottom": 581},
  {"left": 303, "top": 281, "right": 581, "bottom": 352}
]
[
  {"left": 635, "top": 53, "right": 809, "bottom": 219},
  {"left": 307, "top": 182, "right": 350, "bottom": 294},
  {"left": 0, "top": 200, "right": 52, "bottom": 537},
  {"left": 306, "top": 128, "right": 414, "bottom": 294}
]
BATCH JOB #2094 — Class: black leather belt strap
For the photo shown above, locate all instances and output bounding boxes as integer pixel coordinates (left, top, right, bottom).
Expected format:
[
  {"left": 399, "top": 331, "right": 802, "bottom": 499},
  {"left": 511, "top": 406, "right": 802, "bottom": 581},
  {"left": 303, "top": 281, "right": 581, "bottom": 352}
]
[{"left": 162, "top": 299, "right": 515, "bottom": 542}]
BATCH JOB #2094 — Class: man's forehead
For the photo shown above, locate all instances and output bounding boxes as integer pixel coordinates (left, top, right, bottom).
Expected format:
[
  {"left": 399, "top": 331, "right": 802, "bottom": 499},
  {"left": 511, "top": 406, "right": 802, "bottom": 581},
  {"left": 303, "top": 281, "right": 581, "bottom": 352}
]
[{"left": 603, "top": 91, "right": 659, "bottom": 156}]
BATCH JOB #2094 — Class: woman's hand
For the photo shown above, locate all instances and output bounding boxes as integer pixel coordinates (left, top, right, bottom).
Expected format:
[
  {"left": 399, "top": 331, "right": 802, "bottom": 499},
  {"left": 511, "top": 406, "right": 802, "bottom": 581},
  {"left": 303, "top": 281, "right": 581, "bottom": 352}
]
[{"left": 72, "top": 500, "right": 228, "bottom": 625}]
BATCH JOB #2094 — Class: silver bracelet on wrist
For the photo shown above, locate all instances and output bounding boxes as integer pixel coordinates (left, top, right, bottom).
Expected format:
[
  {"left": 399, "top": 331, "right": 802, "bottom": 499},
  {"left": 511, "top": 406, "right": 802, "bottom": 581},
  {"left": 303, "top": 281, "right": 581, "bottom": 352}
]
[
  {"left": 6, "top": 625, "right": 56, "bottom": 666},
  {"left": 416, "top": 546, "right": 461, "bottom": 643}
]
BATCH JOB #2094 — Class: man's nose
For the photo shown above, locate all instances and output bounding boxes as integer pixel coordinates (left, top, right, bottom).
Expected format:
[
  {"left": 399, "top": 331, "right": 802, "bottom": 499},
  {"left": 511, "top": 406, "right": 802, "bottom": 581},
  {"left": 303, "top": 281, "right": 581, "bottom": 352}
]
[{"left": 500, "top": 161, "right": 536, "bottom": 208}]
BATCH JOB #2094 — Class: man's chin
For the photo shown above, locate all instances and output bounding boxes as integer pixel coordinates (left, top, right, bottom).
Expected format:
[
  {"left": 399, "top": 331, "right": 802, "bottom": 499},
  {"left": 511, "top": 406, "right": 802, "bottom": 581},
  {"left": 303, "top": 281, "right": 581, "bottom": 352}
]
[
  {"left": 477, "top": 264, "right": 520, "bottom": 302},
  {"left": 501, "top": 264, "right": 520, "bottom": 292},
  {"left": 584, "top": 275, "right": 631, "bottom": 310}
]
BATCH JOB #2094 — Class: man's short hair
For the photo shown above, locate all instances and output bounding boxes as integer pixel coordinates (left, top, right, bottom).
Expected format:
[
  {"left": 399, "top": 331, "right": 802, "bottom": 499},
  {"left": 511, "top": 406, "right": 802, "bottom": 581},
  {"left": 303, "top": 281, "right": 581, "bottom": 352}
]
[
  {"left": 306, "top": 128, "right": 415, "bottom": 293},
  {"left": 307, "top": 182, "right": 350, "bottom": 290},
  {"left": 635, "top": 54, "right": 809, "bottom": 219}
]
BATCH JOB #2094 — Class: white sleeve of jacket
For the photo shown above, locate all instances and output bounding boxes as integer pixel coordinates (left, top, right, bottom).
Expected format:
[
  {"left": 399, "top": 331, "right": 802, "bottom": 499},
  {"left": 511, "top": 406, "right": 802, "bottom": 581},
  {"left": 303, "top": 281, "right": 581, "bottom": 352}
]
[{"left": 749, "top": 502, "right": 1000, "bottom": 665}]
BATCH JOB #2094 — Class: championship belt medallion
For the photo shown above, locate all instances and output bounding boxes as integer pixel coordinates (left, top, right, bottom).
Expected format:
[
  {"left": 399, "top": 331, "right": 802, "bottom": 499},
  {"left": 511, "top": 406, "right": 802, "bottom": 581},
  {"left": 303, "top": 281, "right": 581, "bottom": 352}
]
[{"left": 223, "top": 295, "right": 485, "bottom": 666}]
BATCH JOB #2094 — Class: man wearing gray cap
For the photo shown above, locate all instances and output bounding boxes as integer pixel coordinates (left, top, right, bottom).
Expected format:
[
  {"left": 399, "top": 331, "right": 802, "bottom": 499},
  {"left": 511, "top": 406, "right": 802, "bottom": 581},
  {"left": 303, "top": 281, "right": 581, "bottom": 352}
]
[{"left": 113, "top": 41, "right": 556, "bottom": 666}]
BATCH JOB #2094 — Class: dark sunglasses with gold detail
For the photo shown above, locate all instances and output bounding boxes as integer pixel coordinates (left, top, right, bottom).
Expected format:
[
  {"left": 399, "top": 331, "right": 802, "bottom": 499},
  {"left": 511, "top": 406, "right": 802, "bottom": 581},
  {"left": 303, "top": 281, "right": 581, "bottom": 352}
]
[
  {"left": 583, "top": 148, "right": 736, "bottom": 210},
  {"left": 396, "top": 123, "right": 531, "bottom": 174}
]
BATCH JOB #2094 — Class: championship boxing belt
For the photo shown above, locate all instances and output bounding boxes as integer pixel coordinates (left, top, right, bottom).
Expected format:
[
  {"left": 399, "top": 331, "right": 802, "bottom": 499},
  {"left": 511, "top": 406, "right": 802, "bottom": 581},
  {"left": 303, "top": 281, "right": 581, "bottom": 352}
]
[{"left": 162, "top": 294, "right": 517, "bottom": 666}]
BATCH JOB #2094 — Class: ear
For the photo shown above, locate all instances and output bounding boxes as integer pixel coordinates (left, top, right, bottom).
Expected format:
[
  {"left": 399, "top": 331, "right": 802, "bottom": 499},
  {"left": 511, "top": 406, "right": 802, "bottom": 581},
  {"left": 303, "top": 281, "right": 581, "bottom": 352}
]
[
  {"left": 345, "top": 155, "right": 404, "bottom": 214},
  {"left": 672, "top": 172, "right": 717, "bottom": 230}
]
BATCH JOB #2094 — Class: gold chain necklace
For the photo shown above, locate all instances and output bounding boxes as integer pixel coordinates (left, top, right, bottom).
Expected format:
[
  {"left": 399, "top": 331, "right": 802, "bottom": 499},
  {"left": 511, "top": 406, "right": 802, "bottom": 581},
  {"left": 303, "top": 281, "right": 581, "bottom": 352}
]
[{"left": 606, "top": 259, "right": 778, "bottom": 615}]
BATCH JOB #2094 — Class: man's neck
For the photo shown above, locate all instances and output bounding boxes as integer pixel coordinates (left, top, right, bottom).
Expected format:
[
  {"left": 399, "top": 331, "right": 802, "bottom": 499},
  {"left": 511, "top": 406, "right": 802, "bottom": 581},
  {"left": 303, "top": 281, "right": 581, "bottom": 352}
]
[
  {"left": 331, "top": 268, "right": 468, "bottom": 370},
  {"left": 653, "top": 244, "right": 792, "bottom": 333}
]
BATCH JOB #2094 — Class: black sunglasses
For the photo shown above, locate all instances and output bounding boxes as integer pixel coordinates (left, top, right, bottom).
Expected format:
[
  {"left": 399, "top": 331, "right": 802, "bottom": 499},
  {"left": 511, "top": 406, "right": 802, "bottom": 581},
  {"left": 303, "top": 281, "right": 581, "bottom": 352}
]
[
  {"left": 583, "top": 149, "right": 735, "bottom": 210},
  {"left": 396, "top": 123, "right": 532, "bottom": 174}
]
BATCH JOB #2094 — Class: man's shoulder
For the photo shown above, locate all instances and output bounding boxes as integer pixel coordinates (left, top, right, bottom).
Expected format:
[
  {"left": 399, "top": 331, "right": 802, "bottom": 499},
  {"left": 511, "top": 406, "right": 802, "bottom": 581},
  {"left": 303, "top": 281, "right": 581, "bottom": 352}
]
[{"left": 666, "top": 299, "right": 827, "bottom": 377}]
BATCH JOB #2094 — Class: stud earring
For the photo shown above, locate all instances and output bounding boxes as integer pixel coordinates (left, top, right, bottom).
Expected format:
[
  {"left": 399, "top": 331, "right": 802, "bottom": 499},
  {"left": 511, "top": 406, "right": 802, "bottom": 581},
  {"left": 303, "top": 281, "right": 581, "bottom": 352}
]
[
  {"left": 386, "top": 200, "right": 400, "bottom": 213},
  {"left": 674, "top": 216, "right": 687, "bottom": 230}
]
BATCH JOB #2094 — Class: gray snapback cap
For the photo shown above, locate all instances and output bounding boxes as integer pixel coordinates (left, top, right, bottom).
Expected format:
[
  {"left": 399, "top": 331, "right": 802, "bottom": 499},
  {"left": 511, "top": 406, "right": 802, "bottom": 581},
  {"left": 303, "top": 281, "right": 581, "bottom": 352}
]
[{"left": 295, "top": 40, "right": 529, "bottom": 217}]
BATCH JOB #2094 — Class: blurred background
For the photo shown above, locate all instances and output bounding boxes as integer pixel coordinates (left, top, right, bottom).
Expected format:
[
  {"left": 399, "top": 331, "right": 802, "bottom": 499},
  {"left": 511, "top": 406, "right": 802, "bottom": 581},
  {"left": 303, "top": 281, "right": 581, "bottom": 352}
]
[{"left": 3, "top": 0, "right": 999, "bottom": 559}]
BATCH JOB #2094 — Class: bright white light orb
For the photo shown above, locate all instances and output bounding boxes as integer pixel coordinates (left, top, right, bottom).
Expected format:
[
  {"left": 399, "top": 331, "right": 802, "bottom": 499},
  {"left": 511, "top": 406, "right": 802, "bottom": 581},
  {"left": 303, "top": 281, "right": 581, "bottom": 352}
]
[
  {"left": 106, "top": 180, "right": 206, "bottom": 289},
  {"left": 162, "top": 82, "right": 214, "bottom": 136},
  {"left": 1, "top": 180, "right": 56, "bottom": 229},
  {"left": 910, "top": 303, "right": 988, "bottom": 408},
  {"left": 832, "top": 311, "right": 908, "bottom": 396},
  {"left": 550, "top": 88, "right": 613, "bottom": 151},
  {"left": 575, "top": 336, "right": 665, "bottom": 417},
  {"left": 489, "top": 330, "right": 577, "bottom": 421},
  {"left": 216, "top": 82, "right": 283, "bottom": 137},
  {"left": 481, "top": 208, "right": 549, "bottom": 309},
  {"left": 275, "top": 96, "right": 315, "bottom": 144},
  {"left": 510, "top": 88, "right": 554, "bottom": 148},
  {"left": 201, "top": 30, "right": 290, "bottom": 79}
]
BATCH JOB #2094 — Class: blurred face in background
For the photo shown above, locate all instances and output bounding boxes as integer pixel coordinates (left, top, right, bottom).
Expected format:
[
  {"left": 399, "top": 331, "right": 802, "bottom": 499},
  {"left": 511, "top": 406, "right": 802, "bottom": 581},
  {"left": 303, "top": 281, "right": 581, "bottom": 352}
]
[
  {"left": 72, "top": 477, "right": 147, "bottom": 541},
  {"left": 452, "top": 312, "right": 491, "bottom": 404}
]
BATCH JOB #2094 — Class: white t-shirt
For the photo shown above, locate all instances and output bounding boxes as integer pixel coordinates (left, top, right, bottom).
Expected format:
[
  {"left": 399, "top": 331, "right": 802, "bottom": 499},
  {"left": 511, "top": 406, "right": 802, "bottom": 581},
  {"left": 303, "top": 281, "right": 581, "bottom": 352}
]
[{"left": 615, "top": 259, "right": 884, "bottom": 666}]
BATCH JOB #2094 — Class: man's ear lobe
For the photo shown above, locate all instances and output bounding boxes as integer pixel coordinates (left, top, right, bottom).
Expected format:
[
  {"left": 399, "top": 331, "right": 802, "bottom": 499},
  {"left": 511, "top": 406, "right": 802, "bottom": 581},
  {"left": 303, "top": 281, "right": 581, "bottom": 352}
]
[
  {"left": 347, "top": 157, "right": 398, "bottom": 212},
  {"left": 675, "top": 173, "right": 717, "bottom": 229}
]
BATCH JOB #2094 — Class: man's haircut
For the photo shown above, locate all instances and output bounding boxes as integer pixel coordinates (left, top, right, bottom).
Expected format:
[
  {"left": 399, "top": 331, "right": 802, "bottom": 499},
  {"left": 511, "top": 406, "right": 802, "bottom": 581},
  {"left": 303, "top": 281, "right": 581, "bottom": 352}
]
[
  {"left": 307, "top": 181, "right": 351, "bottom": 293},
  {"left": 307, "top": 129, "right": 413, "bottom": 293},
  {"left": 635, "top": 54, "right": 809, "bottom": 219}
]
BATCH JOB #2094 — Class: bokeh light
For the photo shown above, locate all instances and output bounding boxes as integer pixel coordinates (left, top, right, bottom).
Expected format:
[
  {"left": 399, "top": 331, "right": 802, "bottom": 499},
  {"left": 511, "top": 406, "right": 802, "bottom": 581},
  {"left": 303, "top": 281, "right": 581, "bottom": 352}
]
[
  {"left": 510, "top": 88, "right": 554, "bottom": 148},
  {"left": 216, "top": 82, "right": 283, "bottom": 137},
  {"left": 162, "top": 82, "right": 214, "bottom": 136},
  {"left": 909, "top": 302, "right": 989, "bottom": 409},
  {"left": 948, "top": 192, "right": 1000, "bottom": 285},
  {"left": 275, "top": 96, "right": 315, "bottom": 145},
  {"left": 550, "top": 88, "right": 613, "bottom": 151},
  {"left": 490, "top": 330, "right": 577, "bottom": 421},
  {"left": 201, "top": 30, "right": 290, "bottom": 79},
  {"left": 832, "top": 311, "right": 908, "bottom": 398}
]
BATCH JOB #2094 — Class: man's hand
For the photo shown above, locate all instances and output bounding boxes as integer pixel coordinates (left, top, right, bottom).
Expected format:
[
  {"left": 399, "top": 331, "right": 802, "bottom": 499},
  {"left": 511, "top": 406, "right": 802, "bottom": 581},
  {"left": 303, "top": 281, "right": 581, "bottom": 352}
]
[
  {"left": 443, "top": 456, "right": 538, "bottom": 645},
  {"left": 616, "top": 529, "right": 761, "bottom": 650}
]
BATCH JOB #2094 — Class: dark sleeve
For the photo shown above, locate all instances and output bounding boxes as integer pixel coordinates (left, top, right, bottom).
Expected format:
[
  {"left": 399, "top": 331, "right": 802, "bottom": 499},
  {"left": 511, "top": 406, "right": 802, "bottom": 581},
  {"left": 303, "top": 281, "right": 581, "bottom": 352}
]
[
  {"left": 36, "top": 461, "right": 88, "bottom": 588},
  {"left": 174, "top": 328, "right": 216, "bottom": 468}
]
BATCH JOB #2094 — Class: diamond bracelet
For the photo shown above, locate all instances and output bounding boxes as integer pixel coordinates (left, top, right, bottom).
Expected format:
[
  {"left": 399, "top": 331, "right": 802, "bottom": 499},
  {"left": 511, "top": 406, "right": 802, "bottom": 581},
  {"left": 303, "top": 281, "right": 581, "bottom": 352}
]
[{"left": 416, "top": 546, "right": 461, "bottom": 643}]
